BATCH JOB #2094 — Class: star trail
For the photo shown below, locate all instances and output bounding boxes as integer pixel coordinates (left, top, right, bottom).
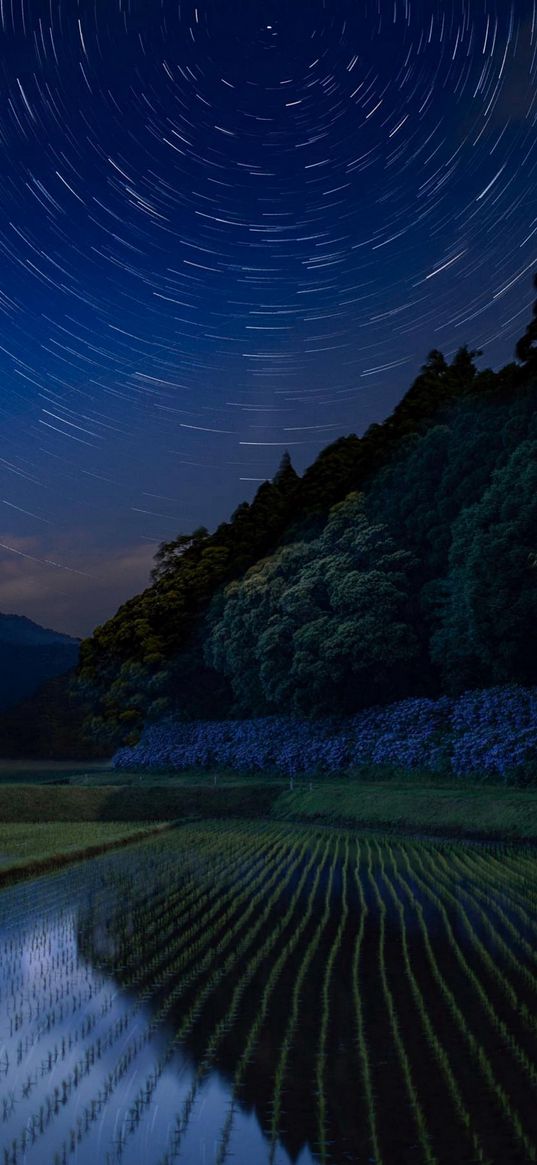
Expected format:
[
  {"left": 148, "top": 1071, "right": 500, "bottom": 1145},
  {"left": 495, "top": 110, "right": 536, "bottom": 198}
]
[{"left": 0, "top": 0, "right": 536, "bottom": 634}]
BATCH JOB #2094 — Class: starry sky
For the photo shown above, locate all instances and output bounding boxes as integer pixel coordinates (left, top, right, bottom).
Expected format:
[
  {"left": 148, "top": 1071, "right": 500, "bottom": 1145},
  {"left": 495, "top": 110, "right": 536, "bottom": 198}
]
[{"left": 1, "top": 0, "right": 536, "bottom": 637}]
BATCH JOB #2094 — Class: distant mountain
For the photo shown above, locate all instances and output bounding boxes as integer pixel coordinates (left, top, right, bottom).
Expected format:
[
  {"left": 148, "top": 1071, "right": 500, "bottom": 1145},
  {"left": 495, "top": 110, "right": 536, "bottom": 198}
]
[{"left": 0, "top": 613, "right": 80, "bottom": 711}]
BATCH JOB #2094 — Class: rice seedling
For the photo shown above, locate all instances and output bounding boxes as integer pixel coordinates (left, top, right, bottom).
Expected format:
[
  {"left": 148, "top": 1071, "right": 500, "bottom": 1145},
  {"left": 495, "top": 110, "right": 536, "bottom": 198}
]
[
  {"left": 365, "top": 839, "right": 438, "bottom": 1165},
  {"left": 0, "top": 822, "right": 535, "bottom": 1164},
  {"left": 396, "top": 843, "right": 537, "bottom": 1163},
  {"left": 379, "top": 841, "right": 490, "bottom": 1164},
  {"left": 351, "top": 839, "right": 383, "bottom": 1165},
  {"left": 315, "top": 835, "right": 349, "bottom": 1163},
  {"left": 213, "top": 834, "right": 329, "bottom": 1165},
  {"left": 268, "top": 837, "right": 341, "bottom": 1161},
  {"left": 410, "top": 844, "right": 537, "bottom": 1083}
]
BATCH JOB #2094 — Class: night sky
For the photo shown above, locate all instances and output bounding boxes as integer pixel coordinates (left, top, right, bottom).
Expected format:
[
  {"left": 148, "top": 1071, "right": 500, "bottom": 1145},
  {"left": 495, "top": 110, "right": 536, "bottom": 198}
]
[{"left": 1, "top": 0, "right": 536, "bottom": 636}]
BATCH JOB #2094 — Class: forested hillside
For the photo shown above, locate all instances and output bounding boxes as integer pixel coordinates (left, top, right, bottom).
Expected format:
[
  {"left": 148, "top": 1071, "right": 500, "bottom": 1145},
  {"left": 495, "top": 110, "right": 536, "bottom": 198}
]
[{"left": 3, "top": 283, "right": 537, "bottom": 758}]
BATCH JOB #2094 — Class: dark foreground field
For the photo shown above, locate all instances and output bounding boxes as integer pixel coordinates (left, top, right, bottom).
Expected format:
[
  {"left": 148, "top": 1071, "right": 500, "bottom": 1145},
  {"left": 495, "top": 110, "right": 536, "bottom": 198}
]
[{"left": 0, "top": 820, "right": 535, "bottom": 1165}]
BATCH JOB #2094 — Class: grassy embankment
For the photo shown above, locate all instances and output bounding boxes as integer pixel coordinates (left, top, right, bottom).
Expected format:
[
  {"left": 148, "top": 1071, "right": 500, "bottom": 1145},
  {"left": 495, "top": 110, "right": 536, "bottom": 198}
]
[
  {"left": 273, "top": 782, "right": 537, "bottom": 842},
  {"left": 0, "top": 820, "right": 180, "bottom": 886},
  {"left": 0, "top": 782, "right": 277, "bottom": 883},
  {"left": 0, "top": 775, "right": 537, "bottom": 886}
]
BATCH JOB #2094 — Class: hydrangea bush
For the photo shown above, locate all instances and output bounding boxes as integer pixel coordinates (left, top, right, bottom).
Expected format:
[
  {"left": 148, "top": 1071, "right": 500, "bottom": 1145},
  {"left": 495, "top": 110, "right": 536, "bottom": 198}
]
[
  {"left": 113, "top": 684, "right": 537, "bottom": 783},
  {"left": 450, "top": 685, "right": 537, "bottom": 781},
  {"left": 112, "top": 685, "right": 534, "bottom": 782}
]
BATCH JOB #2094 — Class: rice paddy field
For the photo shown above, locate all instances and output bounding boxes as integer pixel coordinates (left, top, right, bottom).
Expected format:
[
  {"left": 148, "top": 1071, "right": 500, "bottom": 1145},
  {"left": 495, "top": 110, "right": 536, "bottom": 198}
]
[{"left": 0, "top": 820, "right": 536, "bottom": 1165}]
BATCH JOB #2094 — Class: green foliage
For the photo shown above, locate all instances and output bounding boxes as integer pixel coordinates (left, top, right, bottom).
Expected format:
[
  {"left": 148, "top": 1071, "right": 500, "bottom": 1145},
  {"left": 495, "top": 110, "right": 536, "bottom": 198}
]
[
  {"left": 204, "top": 493, "right": 419, "bottom": 716},
  {"left": 10, "top": 279, "right": 537, "bottom": 755},
  {"left": 150, "top": 526, "right": 209, "bottom": 582},
  {"left": 431, "top": 440, "right": 537, "bottom": 689},
  {"left": 76, "top": 347, "right": 488, "bottom": 736},
  {"left": 367, "top": 376, "right": 537, "bottom": 674},
  {"left": 0, "top": 671, "right": 107, "bottom": 760}
]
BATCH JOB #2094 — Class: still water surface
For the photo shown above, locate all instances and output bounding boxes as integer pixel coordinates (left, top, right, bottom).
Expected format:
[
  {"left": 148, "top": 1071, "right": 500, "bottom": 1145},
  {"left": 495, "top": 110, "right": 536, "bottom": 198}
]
[
  {"left": 0, "top": 825, "right": 536, "bottom": 1165},
  {"left": 0, "top": 852, "right": 315, "bottom": 1165}
]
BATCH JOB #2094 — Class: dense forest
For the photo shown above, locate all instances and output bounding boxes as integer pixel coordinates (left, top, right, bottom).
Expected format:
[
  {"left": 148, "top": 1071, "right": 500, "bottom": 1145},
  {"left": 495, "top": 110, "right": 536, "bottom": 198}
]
[{"left": 2, "top": 279, "right": 537, "bottom": 759}]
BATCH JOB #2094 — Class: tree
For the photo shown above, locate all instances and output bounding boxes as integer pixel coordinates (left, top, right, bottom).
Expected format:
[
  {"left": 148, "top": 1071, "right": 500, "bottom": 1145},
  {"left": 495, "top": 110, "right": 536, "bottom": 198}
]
[
  {"left": 273, "top": 449, "right": 297, "bottom": 488},
  {"left": 448, "top": 345, "right": 482, "bottom": 384},
  {"left": 515, "top": 272, "right": 537, "bottom": 367},
  {"left": 151, "top": 526, "right": 209, "bottom": 582},
  {"left": 203, "top": 492, "right": 419, "bottom": 716},
  {"left": 431, "top": 439, "right": 537, "bottom": 689}
]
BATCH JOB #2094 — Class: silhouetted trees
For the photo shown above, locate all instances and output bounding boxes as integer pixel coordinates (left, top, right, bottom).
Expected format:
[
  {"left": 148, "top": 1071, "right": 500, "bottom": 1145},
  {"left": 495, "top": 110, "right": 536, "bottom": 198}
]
[
  {"left": 515, "top": 272, "right": 537, "bottom": 369},
  {"left": 8, "top": 276, "right": 537, "bottom": 754}
]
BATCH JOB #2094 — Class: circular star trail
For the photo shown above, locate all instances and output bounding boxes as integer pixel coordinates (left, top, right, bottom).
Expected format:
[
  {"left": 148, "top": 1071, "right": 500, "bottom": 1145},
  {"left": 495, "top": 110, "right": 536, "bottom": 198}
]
[{"left": 0, "top": 0, "right": 536, "bottom": 633}]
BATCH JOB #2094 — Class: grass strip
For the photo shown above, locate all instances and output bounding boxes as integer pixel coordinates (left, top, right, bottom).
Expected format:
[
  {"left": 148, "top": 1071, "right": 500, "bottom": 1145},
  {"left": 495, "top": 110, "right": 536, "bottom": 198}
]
[
  {"left": 273, "top": 783, "right": 537, "bottom": 841},
  {"left": 0, "top": 821, "right": 179, "bottom": 887}
]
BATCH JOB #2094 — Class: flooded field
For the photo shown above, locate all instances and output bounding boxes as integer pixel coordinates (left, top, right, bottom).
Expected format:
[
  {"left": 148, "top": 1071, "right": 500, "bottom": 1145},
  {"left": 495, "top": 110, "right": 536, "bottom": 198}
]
[{"left": 0, "top": 821, "right": 536, "bottom": 1164}]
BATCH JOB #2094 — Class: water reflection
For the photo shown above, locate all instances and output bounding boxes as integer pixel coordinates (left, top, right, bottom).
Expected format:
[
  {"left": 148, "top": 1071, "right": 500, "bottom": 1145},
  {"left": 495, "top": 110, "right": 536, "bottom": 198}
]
[
  {"left": 0, "top": 829, "right": 536, "bottom": 1165},
  {"left": 0, "top": 855, "right": 316, "bottom": 1165}
]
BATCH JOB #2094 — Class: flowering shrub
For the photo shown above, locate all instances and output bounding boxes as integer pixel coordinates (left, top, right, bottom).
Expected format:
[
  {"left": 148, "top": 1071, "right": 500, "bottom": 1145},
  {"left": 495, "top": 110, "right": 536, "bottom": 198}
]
[
  {"left": 112, "top": 685, "right": 537, "bottom": 784},
  {"left": 450, "top": 685, "right": 537, "bottom": 781}
]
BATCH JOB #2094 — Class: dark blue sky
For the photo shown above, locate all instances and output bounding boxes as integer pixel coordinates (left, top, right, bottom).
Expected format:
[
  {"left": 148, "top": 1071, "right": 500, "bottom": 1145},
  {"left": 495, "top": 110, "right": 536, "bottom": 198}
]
[{"left": 1, "top": 0, "right": 536, "bottom": 635}]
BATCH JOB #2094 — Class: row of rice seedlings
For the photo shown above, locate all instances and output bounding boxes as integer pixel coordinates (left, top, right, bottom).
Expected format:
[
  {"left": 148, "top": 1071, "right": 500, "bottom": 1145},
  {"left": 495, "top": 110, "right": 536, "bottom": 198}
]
[
  {"left": 454, "top": 852, "right": 537, "bottom": 955},
  {"left": 107, "top": 822, "right": 282, "bottom": 972},
  {"left": 442, "top": 846, "right": 537, "bottom": 963},
  {"left": 1, "top": 956, "right": 108, "bottom": 1036},
  {"left": 0, "top": 877, "right": 78, "bottom": 932},
  {"left": 86, "top": 820, "right": 253, "bottom": 936},
  {"left": 98, "top": 825, "right": 287, "bottom": 1008},
  {"left": 365, "top": 839, "right": 438, "bottom": 1165},
  {"left": 1, "top": 936, "right": 111, "bottom": 1088},
  {"left": 2, "top": 912, "right": 106, "bottom": 1025},
  {"left": 463, "top": 843, "right": 537, "bottom": 893},
  {"left": 434, "top": 841, "right": 537, "bottom": 933},
  {"left": 213, "top": 834, "right": 330, "bottom": 1165},
  {"left": 118, "top": 828, "right": 292, "bottom": 1010},
  {"left": 112, "top": 829, "right": 312, "bottom": 1165},
  {"left": 50, "top": 826, "right": 307, "bottom": 1164},
  {"left": 0, "top": 862, "right": 130, "bottom": 1087},
  {"left": 160, "top": 831, "right": 328, "bottom": 1165},
  {"left": 410, "top": 844, "right": 537, "bottom": 1087},
  {"left": 1, "top": 824, "right": 259, "bottom": 1104},
  {"left": 0, "top": 838, "right": 181, "bottom": 996},
  {"left": 315, "top": 835, "right": 350, "bottom": 1164},
  {"left": 464, "top": 845, "right": 537, "bottom": 902},
  {"left": 3, "top": 828, "right": 290, "bottom": 1161},
  {"left": 377, "top": 841, "right": 490, "bottom": 1164},
  {"left": 352, "top": 840, "right": 383, "bottom": 1165},
  {"left": 33, "top": 986, "right": 117, "bottom": 1081},
  {"left": 91, "top": 823, "right": 271, "bottom": 973},
  {"left": 395, "top": 844, "right": 537, "bottom": 1163},
  {"left": 0, "top": 839, "right": 150, "bottom": 935},
  {"left": 95, "top": 829, "right": 230, "bottom": 969},
  {"left": 110, "top": 829, "right": 315, "bottom": 1164},
  {"left": 4, "top": 891, "right": 133, "bottom": 1052},
  {"left": 426, "top": 846, "right": 537, "bottom": 1025},
  {"left": 268, "top": 836, "right": 342, "bottom": 1162},
  {"left": 126, "top": 827, "right": 290, "bottom": 994}
]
